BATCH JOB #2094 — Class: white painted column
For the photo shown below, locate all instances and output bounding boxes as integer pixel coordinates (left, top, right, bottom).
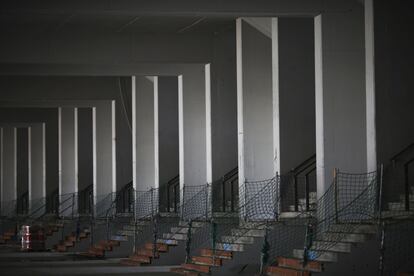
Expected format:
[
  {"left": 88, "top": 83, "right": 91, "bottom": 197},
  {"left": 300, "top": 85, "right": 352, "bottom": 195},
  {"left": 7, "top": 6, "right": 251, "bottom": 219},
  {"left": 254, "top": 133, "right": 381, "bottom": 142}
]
[
  {"left": 236, "top": 18, "right": 279, "bottom": 219},
  {"left": 28, "top": 123, "right": 46, "bottom": 213},
  {"left": 314, "top": 3, "right": 367, "bottom": 198},
  {"left": 132, "top": 76, "right": 158, "bottom": 192},
  {"left": 1, "top": 127, "right": 17, "bottom": 215},
  {"left": 58, "top": 107, "right": 78, "bottom": 196},
  {"left": 365, "top": 0, "right": 377, "bottom": 172},
  {"left": 93, "top": 101, "right": 116, "bottom": 201},
  {"left": 58, "top": 107, "right": 78, "bottom": 215}
]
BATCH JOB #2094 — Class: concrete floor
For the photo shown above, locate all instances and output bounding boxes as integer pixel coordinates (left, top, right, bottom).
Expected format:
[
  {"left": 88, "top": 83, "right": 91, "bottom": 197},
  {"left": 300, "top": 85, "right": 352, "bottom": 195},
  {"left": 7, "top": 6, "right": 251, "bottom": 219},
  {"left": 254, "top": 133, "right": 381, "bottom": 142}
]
[{"left": 0, "top": 245, "right": 179, "bottom": 275}]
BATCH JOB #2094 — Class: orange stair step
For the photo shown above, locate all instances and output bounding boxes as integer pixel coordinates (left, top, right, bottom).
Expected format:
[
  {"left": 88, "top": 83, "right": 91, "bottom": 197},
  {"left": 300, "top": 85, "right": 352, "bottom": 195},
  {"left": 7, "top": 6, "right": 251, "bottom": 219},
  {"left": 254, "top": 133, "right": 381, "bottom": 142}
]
[
  {"left": 170, "top": 267, "right": 200, "bottom": 276},
  {"left": 267, "top": 266, "right": 310, "bottom": 276},
  {"left": 137, "top": 248, "right": 160, "bottom": 258},
  {"left": 182, "top": 263, "right": 210, "bottom": 274},
  {"left": 200, "top": 248, "right": 232, "bottom": 259},
  {"left": 144, "top": 243, "right": 168, "bottom": 252},
  {"left": 192, "top": 256, "right": 222, "bottom": 266},
  {"left": 276, "top": 257, "right": 323, "bottom": 272},
  {"left": 130, "top": 254, "right": 151, "bottom": 264}
]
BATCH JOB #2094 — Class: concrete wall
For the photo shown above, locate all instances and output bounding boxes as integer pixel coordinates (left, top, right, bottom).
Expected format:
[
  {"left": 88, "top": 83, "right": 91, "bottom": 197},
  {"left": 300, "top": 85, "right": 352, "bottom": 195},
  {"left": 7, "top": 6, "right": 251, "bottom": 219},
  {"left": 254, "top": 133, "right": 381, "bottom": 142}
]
[
  {"left": 0, "top": 76, "right": 132, "bottom": 190},
  {"left": 1, "top": 127, "right": 17, "bottom": 205},
  {"left": 158, "top": 76, "right": 179, "bottom": 186},
  {"left": 0, "top": 108, "right": 58, "bottom": 196},
  {"left": 211, "top": 27, "right": 238, "bottom": 180},
  {"left": 16, "top": 127, "right": 28, "bottom": 197},
  {"left": 375, "top": 0, "right": 414, "bottom": 165},
  {"left": 315, "top": 3, "right": 367, "bottom": 195},
  {"left": 78, "top": 108, "right": 93, "bottom": 191},
  {"left": 279, "top": 18, "right": 315, "bottom": 174}
]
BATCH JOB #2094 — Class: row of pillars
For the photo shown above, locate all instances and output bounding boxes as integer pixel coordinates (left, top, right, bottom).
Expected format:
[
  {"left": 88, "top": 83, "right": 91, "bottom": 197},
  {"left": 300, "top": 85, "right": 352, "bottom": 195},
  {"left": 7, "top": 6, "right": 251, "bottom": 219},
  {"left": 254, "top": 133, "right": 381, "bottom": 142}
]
[{"left": 0, "top": 0, "right": 376, "bottom": 217}]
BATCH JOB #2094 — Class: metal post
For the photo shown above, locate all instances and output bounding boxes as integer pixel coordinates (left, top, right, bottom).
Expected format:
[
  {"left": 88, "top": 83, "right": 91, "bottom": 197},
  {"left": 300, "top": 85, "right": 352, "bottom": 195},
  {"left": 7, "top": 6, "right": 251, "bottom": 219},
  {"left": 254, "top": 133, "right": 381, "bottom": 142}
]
[
  {"left": 185, "top": 219, "right": 192, "bottom": 264},
  {"left": 222, "top": 177, "right": 226, "bottom": 212},
  {"left": 71, "top": 193, "right": 75, "bottom": 219},
  {"left": 305, "top": 173, "right": 310, "bottom": 212},
  {"left": 89, "top": 192, "right": 94, "bottom": 246},
  {"left": 334, "top": 168, "right": 339, "bottom": 223},
  {"left": 205, "top": 184, "right": 209, "bottom": 220},
  {"left": 293, "top": 173, "right": 298, "bottom": 212},
  {"left": 180, "top": 185, "right": 186, "bottom": 221},
  {"left": 378, "top": 221, "right": 386, "bottom": 276},
  {"left": 378, "top": 164, "right": 384, "bottom": 224},
  {"left": 404, "top": 163, "right": 410, "bottom": 211}
]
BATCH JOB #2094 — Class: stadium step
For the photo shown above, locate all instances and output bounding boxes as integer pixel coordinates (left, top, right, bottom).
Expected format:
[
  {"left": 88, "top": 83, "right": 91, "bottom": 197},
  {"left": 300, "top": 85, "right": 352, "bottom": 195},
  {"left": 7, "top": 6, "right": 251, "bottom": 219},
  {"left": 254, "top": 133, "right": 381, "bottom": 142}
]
[
  {"left": 120, "top": 239, "right": 176, "bottom": 266},
  {"left": 216, "top": 242, "right": 244, "bottom": 252},
  {"left": 54, "top": 228, "right": 90, "bottom": 252},
  {"left": 293, "top": 249, "right": 338, "bottom": 262},
  {"left": 311, "top": 241, "right": 351, "bottom": 253},
  {"left": 170, "top": 267, "right": 200, "bottom": 276},
  {"left": 276, "top": 257, "right": 324, "bottom": 273},
  {"left": 267, "top": 265, "right": 311, "bottom": 276},
  {"left": 200, "top": 248, "right": 233, "bottom": 259},
  {"left": 220, "top": 235, "right": 254, "bottom": 244},
  {"left": 192, "top": 256, "right": 222, "bottom": 266},
  {"left": 181, "top": 263, "right": 211, "bottom": 273}
]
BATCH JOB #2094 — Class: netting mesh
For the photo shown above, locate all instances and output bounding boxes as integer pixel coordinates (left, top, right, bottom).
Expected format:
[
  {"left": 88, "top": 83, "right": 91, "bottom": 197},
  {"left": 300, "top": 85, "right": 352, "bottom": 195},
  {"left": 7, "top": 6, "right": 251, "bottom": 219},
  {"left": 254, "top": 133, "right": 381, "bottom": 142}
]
[
  {"left": 381, "top": 219, "right": 414, "bottom": 275},
  {"left": 180, "top": 184, "right": 212, "bottom": 221}
]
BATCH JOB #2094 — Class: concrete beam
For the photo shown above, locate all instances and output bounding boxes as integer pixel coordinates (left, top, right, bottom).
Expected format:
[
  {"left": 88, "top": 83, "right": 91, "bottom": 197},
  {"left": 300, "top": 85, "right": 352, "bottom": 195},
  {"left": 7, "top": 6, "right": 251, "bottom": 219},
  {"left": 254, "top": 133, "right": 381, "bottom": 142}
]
[{"left": 1, "top": 0, "right": 358, "bottom": 16}]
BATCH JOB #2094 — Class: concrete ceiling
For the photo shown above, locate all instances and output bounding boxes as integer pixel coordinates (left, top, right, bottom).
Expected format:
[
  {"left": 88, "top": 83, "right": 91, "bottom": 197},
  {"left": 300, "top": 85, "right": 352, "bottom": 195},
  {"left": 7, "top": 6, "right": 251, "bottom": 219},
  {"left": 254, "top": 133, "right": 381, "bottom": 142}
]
[{"left": 0, "top": 12, "right": 236, "bottom": 35}]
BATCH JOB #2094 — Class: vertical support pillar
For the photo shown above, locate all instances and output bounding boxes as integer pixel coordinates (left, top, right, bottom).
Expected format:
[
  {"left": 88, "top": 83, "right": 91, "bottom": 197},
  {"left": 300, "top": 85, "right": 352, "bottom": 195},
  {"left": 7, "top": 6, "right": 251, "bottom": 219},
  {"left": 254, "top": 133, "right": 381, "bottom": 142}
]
[
  {"left": 132, "top": 76, "right": 158, "bottom": 192},
  {"left": 28, "top": 123, "right": 47, "bottom": 213},
  {"left": 58, "top": 107, "right": 78, "bottom": 196},
  {"left": 236, "top": 18, "right": 278, "bottom": 219},
  {"left": 1, "top": 127, "right": 17, "bottom": 215},
  {"left": 58, "top": 107, "right": 78, "bottom": 215},
  {"left": 93, "top": 101, "right": 117, "bottom": 202},
  {"left": 314, "top": 3, "right": 367, "bottom": 198},
  {"left": 365, "top": 0, "right": 377, "bottom": 172},
  {"left": 178, "top": 65, "right": 212, "bottom": 218}
]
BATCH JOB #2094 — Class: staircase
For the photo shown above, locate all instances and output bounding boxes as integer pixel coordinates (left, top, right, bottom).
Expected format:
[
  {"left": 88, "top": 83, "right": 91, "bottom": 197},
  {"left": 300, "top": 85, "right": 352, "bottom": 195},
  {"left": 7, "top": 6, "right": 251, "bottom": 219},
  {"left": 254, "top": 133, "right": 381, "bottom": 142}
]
[
  {"left": 81, "top": 219, "right": 151, "bottom": 258},
  {"left": 54, "top": 228, "right": 90, "bottom": 252},
  {"left": 171, "top": 221, "right": 266, "bottom": 275},
  {"left": 0, "top": 228, "right": 16, "bottom": 244},
  {"left": 120, "top": 220, "right": 204, "bottom": 266},
  {"left": 384, "top": 186, "right": 414, "bottom": 216},
  {"left": 266, "top": 223, "right": 378, "bottom": 275}
]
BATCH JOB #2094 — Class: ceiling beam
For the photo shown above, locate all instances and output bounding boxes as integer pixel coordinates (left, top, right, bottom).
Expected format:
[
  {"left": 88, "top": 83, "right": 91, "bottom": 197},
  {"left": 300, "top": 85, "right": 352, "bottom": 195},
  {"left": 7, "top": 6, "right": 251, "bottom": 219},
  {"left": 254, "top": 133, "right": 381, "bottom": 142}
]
[{"left": 1, "top": 0, "right": 359, "bottom": 17}]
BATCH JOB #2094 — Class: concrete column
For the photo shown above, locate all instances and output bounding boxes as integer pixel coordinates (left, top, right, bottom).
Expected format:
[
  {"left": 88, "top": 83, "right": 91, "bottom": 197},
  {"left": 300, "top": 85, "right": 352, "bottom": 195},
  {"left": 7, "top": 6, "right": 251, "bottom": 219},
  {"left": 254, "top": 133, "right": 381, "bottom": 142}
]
[
  {"left": 1, "top": 127, "right": 17, "bottom": 215},
  {"left": 236, "top": 18, "right": 278, "bottom": 218},
  {"left": 93, "top": 101, "right": 116, "bottom": 200},
  {"left": 58, "top": 107, "right": 78, "bottom": 196},
  {"left": 132, "top": 76, "right": 158, "bottom": 192},
  {"left": 178, "top": 65, "right": 212, "bottom": 208},
  {"left": 28, "top": 123, "right": 46, "bottom": 212},
  {"left": 314, "top": 3, "right": 367, "bottom": 197},
  {"left": 58, "top": 107, "right": 78, "bottom": 215},
  {"left": 365, "top": 0, "right": 377, "bottom": 172}
]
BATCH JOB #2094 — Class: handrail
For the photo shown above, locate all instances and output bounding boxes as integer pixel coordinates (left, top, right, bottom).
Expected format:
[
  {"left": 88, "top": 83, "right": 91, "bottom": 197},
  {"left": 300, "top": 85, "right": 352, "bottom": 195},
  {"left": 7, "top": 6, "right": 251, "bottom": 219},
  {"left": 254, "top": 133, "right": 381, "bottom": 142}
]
[
  {"left": 391, "top": 142, "right": 414, "bottom": 162},
  {"left": 223, "top": 167, "right": 238, "bottom": 181},
  {"left": 291, "top": 154, "right": 316, "bottom": 174}
]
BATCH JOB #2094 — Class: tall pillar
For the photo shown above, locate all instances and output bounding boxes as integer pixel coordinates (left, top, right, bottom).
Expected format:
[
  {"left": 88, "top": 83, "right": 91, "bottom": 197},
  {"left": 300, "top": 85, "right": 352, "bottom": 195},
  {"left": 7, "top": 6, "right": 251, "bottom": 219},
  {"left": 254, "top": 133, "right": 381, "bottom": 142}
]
[
  {"left": 93, "top": 101, "right": 116, "bottom": 201},
  {"left": 28, "top": 123, "right": 46, "bottom": 213},
  {"left": 132, "top": 76, "right": 158, "bottom": 192},
  {"left": 236, "top": 18, "right": 279, "bottom": 219},
  {"left": 58, "top": 107, "right": 78, "bottom": 215},
  {"left": 58, "top": 107, "right": 78, "bottom": 195},
  {"left": 1, "top": 127, "right": 17, "bottom": 215},
  {"left": 365, "top": 0, "right": 377, "bottom": 172},
  {"left": 314, "top": 3, "right": 367, "bottom": 197}
]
